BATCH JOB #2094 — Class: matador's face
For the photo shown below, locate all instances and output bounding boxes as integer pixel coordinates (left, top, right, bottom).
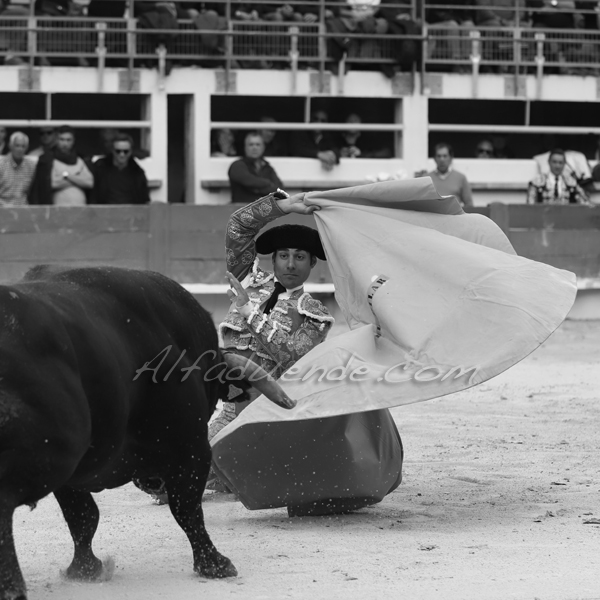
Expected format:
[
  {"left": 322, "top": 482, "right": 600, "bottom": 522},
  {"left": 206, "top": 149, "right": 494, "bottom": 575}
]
[{"left": 272, "top": 248, "right": 316, "bottom": 290}]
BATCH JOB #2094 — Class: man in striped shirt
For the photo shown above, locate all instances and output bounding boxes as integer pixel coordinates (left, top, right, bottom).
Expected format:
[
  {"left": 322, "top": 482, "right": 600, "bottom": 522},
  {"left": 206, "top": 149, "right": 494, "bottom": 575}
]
[{"left": 0, "top": 132, "right": 36, "bottom": 206}]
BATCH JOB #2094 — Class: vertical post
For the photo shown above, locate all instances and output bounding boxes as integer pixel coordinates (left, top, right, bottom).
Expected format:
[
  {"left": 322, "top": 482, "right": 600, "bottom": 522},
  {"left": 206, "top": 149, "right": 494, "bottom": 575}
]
[
  {"left": 27, "top": 15, "right": 36, "bottom": 75},
  {"left": 157, "top": 44, "right": 167, "bottom": 90},
  {"left": 421, "top": 24, "right": 428, "bottom": 94},
  {"left": 45, "top": 92, "right": 52, "bottom": 120},
  {"left": 143, "top": 94, "right": 168, "bottom": 203},
  {"left": 289, "top": 26, "right": 299, "bottom": 95},
  {"left": 193, "top": 89, "right": 211, "bottom": 204},
  {"left": 513, "top": 27, "right": 521, "bottom": 77},
  {"left": 394, "top": 98, "right": 403, "bottom": 159},
  {"left": 401, "top": 94, "right": 428, "bottom": 176},
  {"left": 183, "top": 95, "right": 195, "bottom": 204},
  {"left": 535, "top": 32, "right": 545, "bottom": 100},
  {"left": 127, "top": 17, "right": 136, "bottom": 86},
  {"left": 338, "top": 52, "right": 346, "bottom": 95},
  {"left": 470, "top": 30, "right": 481, "bottom": 98},
  {"left": 318, "top": 0, "right": 326, "bottom": 82},
  {"left": 225, "top": 0, "right": 232, "bottom": 93},
  {"left": 96, "top": 22, "right": 107, "bottom": 93}
]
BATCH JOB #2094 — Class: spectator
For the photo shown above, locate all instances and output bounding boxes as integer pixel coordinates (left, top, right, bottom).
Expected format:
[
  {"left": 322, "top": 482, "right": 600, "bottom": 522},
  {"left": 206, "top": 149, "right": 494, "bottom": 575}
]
[
  {"left": 258, "top": 117, "right": 288, "bottom": 157},
  {"left": 29, "top": 125, "right": 94, "bottom": 205},
  {"left": 0, "top": 0, "right": 28, "bottom": 65},
  {"left": 325, "top": 0, "right": 388, "bottom": 72},
  {"left": 28, "top": 127, "right": 58, "bottom": 158},
  {"left": 425, "top": 0, "right": 474, "bottom": 72},
  {"left": 377, "top": 3, "right": 421, "bottom": 78},
  {"left": 90, "top": 133, "right": 150, "bottom": 205},
  {"left": 529, "top": 0, "right": 583, "bottom": 29},
  {"left": 338, "top": 113, "right": 393, "bottom": 159},
  {"left": 0, "top": 132, "right": 35, "bottom": 206},
  {"left": 97, "top": 128, "right": 149, "bottom": 160},
  {"left": 419, "top": 142, "right": 473, "bottom": 207},
  {"left": 475, "top": 139, "right": 495, "bottom": 158},
  {"left": 534, "top": 147, "right": 593, "bottom": 194},
  {"left": 228, "top": 132, "right": 283, "bottom": 204},
  {"left": 527, "top": 148, "right": 588, "bottom": 204},
  {"left": 211, "top": 128, "right": 237, "bottom": 157},
  {"left": 290, "top": 109, "right": 339, "bottom": 171},
  {"left": 0, "top": 126, "right": 8, "bottom": 155}
]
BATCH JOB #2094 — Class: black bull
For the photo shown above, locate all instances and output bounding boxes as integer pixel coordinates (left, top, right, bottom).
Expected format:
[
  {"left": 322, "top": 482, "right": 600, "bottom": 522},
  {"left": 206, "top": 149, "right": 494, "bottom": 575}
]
[{"left": 0, "top": 265, "right": 294, "bottom": 599}]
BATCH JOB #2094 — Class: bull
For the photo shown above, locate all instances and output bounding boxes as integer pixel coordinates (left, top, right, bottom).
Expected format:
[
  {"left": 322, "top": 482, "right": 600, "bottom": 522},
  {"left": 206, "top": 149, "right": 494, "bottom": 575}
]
[{"left": 0, "top": 265, "right": 294, "bottom": 599}]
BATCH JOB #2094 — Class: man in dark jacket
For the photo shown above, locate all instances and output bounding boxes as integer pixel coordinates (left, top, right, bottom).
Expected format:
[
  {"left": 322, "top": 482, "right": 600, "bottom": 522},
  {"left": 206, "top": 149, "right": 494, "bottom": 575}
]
[
  {"left": 90, "top": 133, "right": 151, "bottom": 204},
  {"left": 228, "top": 132, "right": 283, "bottom": 204}
]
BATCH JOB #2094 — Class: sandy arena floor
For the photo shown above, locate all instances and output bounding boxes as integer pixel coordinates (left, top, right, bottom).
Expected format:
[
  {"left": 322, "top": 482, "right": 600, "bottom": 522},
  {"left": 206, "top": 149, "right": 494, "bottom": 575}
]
[{"left": 13, "top": 320, "right": 600, "bottom": 600}]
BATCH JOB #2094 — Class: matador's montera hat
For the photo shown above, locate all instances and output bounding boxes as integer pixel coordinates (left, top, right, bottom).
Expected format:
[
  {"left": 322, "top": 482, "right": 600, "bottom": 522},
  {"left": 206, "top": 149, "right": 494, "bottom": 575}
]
[{"left": 256, "top": 225, "right": 326, "bottom": 261}]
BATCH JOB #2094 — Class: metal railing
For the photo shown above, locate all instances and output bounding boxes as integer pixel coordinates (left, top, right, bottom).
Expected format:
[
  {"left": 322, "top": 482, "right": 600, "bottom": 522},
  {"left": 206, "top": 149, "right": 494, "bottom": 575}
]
[{"left": 1, "top": 3, "right": 600, "bottom": 79}]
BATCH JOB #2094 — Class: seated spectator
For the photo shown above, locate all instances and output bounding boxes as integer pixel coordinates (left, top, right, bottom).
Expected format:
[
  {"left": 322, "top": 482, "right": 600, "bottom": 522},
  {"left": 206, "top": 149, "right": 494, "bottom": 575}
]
[
  {"left": 529, "top": 0, "right": 583, "bottom": 29},
  {"left": 527, "top": 148, "right": 588, "bottom": 204},
  {"left": 417, "top": 142, "right": 473, "bottom": 207},
  {"left": 0, "top": 132, "right": 36, "bottom": 206},
  {"left": 534, "top": 147, "right": 593, "bottom": 194},
  {"left": 425, "top": 0, "right": 474, "bottom": 71},
  {"left": 0, "top": 126, "right": 8, "bottom": 155},
  {"left": 29, "top": 125, "right": 94, "bottom": 205},
  {"left": 259, "top": 117, "right": 288, "bottom": 157},
  {"left": 28, "top": 127, "right": 57, "bottom": 158},
  {"left": 211, "top": 128, "right": 237, "bottom": 157},
  {"left": 475, "top": 139, "right": 495, "bottom": 158},
  {"left": 376, "top": 3, "right": 421, "bottom": 78},
  {"left": 90, "top": 133, "right": 150, "bottom": 204},
  {"left": 228, "top": 131, "right": 283, "bottom": 204},
  {"left": 325, "top": 0, "right": 389, "bottom": 72},
  {"left": 0, "top": 0, "right": 28, "bottom": 65},
  {"left": 290, "top": 109, "right": 339, "bottom": 171},
  {"left": 135, "top": 1, "right": 198, "bottom": 74},
  {"left": 339, "top": 113, "right": 393, "bottom": 158},
  {"left": 34, "top": 0, "right": 90, "bottom": 67}
]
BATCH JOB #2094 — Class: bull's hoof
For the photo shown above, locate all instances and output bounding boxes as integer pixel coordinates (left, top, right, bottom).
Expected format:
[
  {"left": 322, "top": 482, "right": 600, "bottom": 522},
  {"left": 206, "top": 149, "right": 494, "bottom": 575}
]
[
  {"left": 62, "top": 556, "right": 104, "bottom": 581},
  {"left": 194, "top": 553, "right": 237, "bottom": 578}
]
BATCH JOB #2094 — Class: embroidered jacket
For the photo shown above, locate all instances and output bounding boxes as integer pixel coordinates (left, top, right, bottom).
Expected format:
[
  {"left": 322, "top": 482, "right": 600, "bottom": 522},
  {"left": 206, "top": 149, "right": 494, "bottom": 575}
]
[
  {"left": 526, "top": 173, "right": 588, "bottom": 205},
  {"left": 220, "top": 193, "right": 334, "bottom": 378}
]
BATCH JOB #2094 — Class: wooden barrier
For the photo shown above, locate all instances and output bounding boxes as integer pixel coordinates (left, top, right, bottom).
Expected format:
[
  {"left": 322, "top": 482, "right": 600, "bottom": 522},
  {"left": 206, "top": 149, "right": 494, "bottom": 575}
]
[{"left": 0, "top": 204, "right": 598, "bottom": 285}]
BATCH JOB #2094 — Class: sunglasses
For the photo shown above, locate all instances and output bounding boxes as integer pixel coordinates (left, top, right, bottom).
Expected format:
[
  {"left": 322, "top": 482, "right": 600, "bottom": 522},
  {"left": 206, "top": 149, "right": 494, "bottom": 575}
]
[
  {"left": 113, "top": 149, "right": 131, "bottom": 155},
  {"left": 40, "top": 130, "right": 54, "bottom": 136},
  {"left": 477, "top": 148, "right": 493, "bottom": 155}
]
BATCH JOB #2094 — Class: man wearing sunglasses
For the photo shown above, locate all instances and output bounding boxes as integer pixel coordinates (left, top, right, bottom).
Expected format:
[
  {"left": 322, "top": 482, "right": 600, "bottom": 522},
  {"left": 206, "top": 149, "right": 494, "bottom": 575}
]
[{"left": 90, "top": 133, "right": 150, "bottom": 205}]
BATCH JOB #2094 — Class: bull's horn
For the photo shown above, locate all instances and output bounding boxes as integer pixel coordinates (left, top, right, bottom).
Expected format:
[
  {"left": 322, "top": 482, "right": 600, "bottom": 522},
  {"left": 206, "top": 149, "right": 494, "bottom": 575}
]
[{"left": 222, "top": 353, "right": 296, "bottom": 410}]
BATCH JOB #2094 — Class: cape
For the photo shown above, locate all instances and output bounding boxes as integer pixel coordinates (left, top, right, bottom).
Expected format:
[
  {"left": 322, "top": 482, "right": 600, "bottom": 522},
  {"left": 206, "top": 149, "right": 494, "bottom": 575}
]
[{"left": 211, "top": 177, "right": 577, "bottom": 511}]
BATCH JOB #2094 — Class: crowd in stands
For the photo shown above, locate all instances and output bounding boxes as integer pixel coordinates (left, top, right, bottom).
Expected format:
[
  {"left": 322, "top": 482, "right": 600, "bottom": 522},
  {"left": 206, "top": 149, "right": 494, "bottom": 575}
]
[
  {"left": 3, "top": 1, "right": 600, "bottom": 73},
  {"left": 0, "top": 125, "right": 151, "bottom": 206}
]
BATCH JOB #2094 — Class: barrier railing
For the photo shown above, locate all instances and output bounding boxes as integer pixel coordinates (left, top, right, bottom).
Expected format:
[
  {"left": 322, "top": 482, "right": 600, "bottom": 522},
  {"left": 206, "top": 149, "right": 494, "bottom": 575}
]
[{"left": 2, "top": 10, "right": 600, "bottom": 77}]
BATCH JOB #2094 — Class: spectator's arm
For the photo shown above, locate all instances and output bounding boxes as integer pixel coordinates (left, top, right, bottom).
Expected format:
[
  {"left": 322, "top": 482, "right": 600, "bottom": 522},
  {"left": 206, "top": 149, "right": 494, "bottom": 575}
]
[
  {"left": 574, "top": 183, "right": 589, "bottom": 204},
  {"left": 228, "top": 161, "right": 280, "bottom": 195},
  {"left": 67, "top": 160, "right": 94, "bottom": 190},
  {"left": 51, "top": 169, "right": 71, "bottom": 190},
  {"left": 461, "top": 176, "right": 473, "bottom": 207}
]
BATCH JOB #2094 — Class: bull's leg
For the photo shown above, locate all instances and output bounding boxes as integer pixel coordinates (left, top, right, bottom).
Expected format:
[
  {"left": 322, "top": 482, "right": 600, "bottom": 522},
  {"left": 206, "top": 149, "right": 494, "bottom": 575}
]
[
  {"left": 165, "top": 440, "right": 237, "bottom": 579},
  {"left": 0, "top": 505, "right": 27, "bottom": 600},
  {"left": 53, "top": 487, "right": 103, "bottom": 581}
]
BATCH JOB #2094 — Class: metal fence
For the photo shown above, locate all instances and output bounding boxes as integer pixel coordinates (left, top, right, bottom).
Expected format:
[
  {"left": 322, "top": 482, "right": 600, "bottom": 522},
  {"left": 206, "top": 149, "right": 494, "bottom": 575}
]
[{"left": 2, "top": 14, "right": 600, "bottom": 76}]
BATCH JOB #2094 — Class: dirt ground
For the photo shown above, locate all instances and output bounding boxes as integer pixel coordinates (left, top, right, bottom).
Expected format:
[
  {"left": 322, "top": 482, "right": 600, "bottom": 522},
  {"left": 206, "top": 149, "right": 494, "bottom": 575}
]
[{"left": 13, "top": 320, "right": 600, "bottom": 600}]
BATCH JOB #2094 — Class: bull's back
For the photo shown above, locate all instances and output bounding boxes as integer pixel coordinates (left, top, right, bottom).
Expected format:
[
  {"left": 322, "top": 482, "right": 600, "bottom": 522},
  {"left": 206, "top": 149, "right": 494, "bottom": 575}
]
[{"left": 1, "top": 266, "right": 220, "bottom": 493}]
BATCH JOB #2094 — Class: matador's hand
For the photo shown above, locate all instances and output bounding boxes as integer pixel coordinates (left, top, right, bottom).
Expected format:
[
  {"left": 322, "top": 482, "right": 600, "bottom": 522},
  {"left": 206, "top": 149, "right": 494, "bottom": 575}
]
[
  {"left": 225, "top": 271, "right": 250, "bottom": 308},
  {"left": 278, "top": 192, "right": 320, "bottom": 215}
]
